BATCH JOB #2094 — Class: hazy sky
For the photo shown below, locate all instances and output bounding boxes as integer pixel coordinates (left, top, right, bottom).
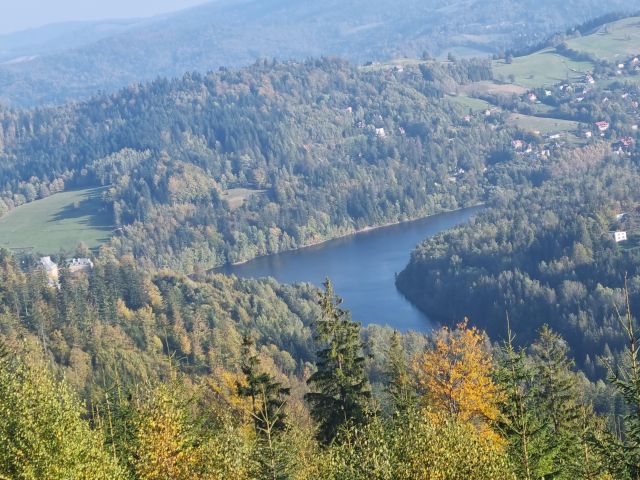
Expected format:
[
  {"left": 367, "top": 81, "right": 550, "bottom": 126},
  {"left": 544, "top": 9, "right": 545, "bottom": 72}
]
[{"left": 1, "top": 0, "right": 211, "bottom": 34}]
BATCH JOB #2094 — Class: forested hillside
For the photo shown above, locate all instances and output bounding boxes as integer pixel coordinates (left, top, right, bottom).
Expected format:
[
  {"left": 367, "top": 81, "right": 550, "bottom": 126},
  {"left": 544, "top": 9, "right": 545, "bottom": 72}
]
[
  {"left": 398, "top": 78, "right": 640, "bottom": 377},
  {"left": 0, "top": 58, "right": 504, "bottom": 270},
  {"left": 1, "top": 0, "right": 639, "bottom": 106},
  {"left": 1, "top": 247, "right": 637, "bottom": 478}
]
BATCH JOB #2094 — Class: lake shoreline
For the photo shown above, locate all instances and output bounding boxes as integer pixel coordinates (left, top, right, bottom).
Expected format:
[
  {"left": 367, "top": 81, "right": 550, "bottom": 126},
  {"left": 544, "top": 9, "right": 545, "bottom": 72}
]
[
  {"left": 216, "top": 203, "right": 483, "bottom": 331},
  {"left": 225, "top": 203, "right": 484, "bottom": 268}
]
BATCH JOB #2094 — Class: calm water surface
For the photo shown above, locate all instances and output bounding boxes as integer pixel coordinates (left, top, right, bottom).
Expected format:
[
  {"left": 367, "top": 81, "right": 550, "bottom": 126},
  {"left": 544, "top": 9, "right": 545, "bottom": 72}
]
[{"left": 218, "top": 206, "right": 482, "bottom": 332}]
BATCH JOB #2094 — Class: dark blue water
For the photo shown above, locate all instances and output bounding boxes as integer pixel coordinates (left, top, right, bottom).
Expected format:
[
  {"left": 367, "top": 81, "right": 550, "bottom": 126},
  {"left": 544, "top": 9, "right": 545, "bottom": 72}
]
[{"left": 217, "top": 206, "right": 481, "bottom": 332}]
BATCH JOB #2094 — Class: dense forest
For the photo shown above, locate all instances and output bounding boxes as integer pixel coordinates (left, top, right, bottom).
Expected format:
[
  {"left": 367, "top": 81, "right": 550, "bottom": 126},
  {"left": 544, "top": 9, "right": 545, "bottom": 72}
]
[
  {"left": 2, "top": 0, "right": 639, "bottom": 106},
  {"left": 2, "top": 247, "right": 640, "bottom": 478},
  {"left": 397, "top": 83, "right": 640, "bottom": 378},
  {"left": 0, "top": 58, "right": 503, "bottom": 271},
  {"left": 3, "top": 8, "right": 640, "bottom": 475}
]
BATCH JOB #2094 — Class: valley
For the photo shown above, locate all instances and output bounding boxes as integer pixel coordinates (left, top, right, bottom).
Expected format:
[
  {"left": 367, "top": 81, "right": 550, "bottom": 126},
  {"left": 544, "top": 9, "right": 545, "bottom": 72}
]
[{"left": 2, "top": 6, "right": 640, "bottom": 479}]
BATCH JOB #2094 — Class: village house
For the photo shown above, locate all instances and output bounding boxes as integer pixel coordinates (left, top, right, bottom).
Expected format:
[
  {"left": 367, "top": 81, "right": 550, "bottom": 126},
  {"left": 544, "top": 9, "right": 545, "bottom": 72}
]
[
  {"left": 67, "top": 258, "right": 94, "bottom": 274},
  {"left": 527, "top": 92, "right": 537, "bottom": 102},
  {"left": 595, "top": 121, "right": 609, "bottom": 132},
  {"left": 612, "top": 231, "right": 628, "bottom": 243},
  {"left": 375, "top": 127, "right": 386, "bottom": 138},
  {"left": 39, "top": 256, "right": 59, "bottom": 285},
  {"left": 512, "top": 139, "right": 524, "bottom": 150},
  {"left": 39, "top": 256, "right": 94, "bottom": 286},
  {"left": 614, "top": 137, "right": 635, "bottom": 155},
  {"left": 619, "top": 137, "right": 635, "bottom": 147}
]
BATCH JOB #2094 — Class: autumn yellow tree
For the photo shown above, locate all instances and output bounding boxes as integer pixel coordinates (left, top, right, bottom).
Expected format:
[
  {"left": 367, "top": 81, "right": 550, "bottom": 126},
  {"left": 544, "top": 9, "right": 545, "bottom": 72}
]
[
  {"left": 128, "top": 382, "right": 199, "bottom": 480},
  {"left": 413, "top": 320, "right": 501, "bottom": 439}
]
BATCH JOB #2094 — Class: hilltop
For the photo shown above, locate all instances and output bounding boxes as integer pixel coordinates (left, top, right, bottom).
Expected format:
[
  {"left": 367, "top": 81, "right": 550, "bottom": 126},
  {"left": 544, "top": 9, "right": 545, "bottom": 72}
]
[{"left": 1, "top": 0, "right": 640, "bottom": 106}]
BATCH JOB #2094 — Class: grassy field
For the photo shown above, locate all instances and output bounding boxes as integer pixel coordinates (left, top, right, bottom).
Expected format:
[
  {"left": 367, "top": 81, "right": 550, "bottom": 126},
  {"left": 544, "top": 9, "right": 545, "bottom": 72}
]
[
  {"left": 222, "top": 188, "right": 266, "bottom": 210},
  {"left": 458, "top": 80, "right": 527, "bottom": 96},
  {"left": 493, "top": 49, "right": 594, "bottom": 89},
  {"left": 508, "top": 113, "right": 581, "bottom": 135},
  {"left": 446, "top": 95, "right": 493, "bottom": 112},
  {"left": 566, "top": 16, "right": 640, "bottom": 62},
  {"left": 0, "top": 187, "right": 113, "bottom": 254},
  {"left": 508, "top": 113, "right": 584, "bottom": 144}
]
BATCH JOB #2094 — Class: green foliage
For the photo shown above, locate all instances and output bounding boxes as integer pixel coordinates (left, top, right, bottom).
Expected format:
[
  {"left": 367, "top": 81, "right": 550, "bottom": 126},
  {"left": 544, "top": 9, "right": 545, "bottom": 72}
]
[
  {"left": 383, "top": 330, "right": 417, "bottom": 414},
  {"left": 0, "top": 347, "right": 124, "bottom": 479},
  {"left": 494, "top": 322, "right": 550, "bottom": 480},
  {"left": 311, "top": 411, "right": 515, "bottom": 479},
  {"left": 238, "top": 336, "right": 291, "bottom": 480},
  {"left": 306, "top": 279, "right": 372, "bottom": 444},
  {"left": 0, "top": 248, "right": 320, "bottom": 402},
  {"left": 604, "top": 284, "right": 640, "bottom": 479},
  {"left": 238, "top": 336, "right": 290, "bottom": 436},
  {"left": 529, "top": 325, "right": 584, "bottom": 476}
]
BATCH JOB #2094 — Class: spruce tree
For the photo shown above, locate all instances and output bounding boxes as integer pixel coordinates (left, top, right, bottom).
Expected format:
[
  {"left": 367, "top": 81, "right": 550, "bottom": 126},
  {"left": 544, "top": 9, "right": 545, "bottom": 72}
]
[
  {"left": 605, "top": 282, "right": 640, "bottom": 479},
  {"left": 493, "top": 319, "right": 549, "bottom": 480},
  {"left": 305, "top": 279, "right": 372, "bottom": 445},
  {"left": 530, "top": 325, "right": 583, "bottom": 477},
  {"left": 384, "top": 330, "right": 416, "bottom": 415},
  {"left": 237, "top": 336, "right": 290, "bottom": 480}
]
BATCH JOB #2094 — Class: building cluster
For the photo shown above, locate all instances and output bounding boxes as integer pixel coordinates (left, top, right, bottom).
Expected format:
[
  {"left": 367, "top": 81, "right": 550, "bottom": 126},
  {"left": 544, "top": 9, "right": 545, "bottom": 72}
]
[{"left": 39, "top": 256, "right": 94, "bottom": 286}]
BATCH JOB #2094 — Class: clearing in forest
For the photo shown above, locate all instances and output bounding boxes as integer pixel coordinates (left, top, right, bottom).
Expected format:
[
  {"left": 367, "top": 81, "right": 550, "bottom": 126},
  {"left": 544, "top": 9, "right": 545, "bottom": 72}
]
[
  {"left": 493, "top": 49, "right": 594, "bottom": 89},
  {"left": 566, "top": 16, "right": 640, "bottom": 62},
  {"left": 0, "top": 187, "right": 113, "bottom": 254}
]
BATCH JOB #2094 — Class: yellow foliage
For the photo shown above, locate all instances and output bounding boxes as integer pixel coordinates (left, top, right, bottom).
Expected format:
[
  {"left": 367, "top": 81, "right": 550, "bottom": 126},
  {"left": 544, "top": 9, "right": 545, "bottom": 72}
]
[
  {"left": 131, "top": 385, "right": 197, "bottom": 480},
  {"left": 413, "top": 320, "right": 502, "bottom": 442},
  {"left": 206, "top": 367, "right": 253, "bottom": 422},
  {"left": 116, "top": 298, "right": 134, "bottom": 321}
]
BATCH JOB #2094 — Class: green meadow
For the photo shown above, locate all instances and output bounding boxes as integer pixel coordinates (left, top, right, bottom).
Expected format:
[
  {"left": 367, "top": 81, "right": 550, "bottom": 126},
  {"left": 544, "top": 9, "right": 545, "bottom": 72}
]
[
  {"left": 0, "top": 187, "right": 113, "bottom": 254},
  {"left": 566, "top": 16, "right": 640, "bottom": 62},
  {"left": 493, "top": 49, "right": 594, "bottom": 89},
  {"left": 446, "top": 95, "right": 493, "bottom": 112},
  {"left": 508, "top": 113, "right": 581, "bottom": 135}
]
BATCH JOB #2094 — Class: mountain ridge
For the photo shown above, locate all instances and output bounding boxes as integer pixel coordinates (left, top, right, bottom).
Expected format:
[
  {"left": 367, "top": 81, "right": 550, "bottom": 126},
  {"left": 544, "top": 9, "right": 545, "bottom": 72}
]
[{"left": 2, "top": 0, "right": 640, "bottom": 107}]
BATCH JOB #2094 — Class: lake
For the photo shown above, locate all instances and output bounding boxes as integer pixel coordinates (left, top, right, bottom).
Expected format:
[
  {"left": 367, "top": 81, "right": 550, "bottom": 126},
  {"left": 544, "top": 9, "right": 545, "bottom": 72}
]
[{"left": 217, "top": 206, "right": 482, "bottom": 332}]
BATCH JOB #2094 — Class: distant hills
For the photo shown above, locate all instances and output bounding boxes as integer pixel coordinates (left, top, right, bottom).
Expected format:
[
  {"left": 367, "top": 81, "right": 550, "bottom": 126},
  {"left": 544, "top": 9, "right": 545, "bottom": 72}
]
[{"left": 1, "top": 0, "right": 640, "bottom": 107}]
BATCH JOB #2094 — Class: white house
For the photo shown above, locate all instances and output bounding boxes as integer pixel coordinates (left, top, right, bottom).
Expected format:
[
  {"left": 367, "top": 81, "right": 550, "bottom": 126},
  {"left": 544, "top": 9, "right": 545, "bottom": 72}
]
[
  {"left": 39, "top": 256, "right": 59, "bottom": 285},
  {"left": 375, "top": 127, "right": 386, "bottom": 138},
  {"left": 612, "top": 231, "right": 628, "bottom": 243},
  {"left": 66, "top": 258, "right": 94, "bottom": 274}
]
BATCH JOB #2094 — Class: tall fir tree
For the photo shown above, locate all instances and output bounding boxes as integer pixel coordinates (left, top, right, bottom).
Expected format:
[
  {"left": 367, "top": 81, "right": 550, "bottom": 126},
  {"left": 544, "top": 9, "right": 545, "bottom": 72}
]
[
  {"left": 494, "top": 318, "right": 550, "bottom": 480},
  {"left": 305, "top": 279, "right": 372, "bottom": 445},
  {"left": 384, "top": 330, "right": 416, "bottom": 415},
  {"left": 530, "top": 325, "right": 584, "bottom": 478},
  {"left": 237, "top": 336, "right": 290, "bottom": 480},
  {"left": 604, "top": 281, "right": 640, "bottom": 479}
]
